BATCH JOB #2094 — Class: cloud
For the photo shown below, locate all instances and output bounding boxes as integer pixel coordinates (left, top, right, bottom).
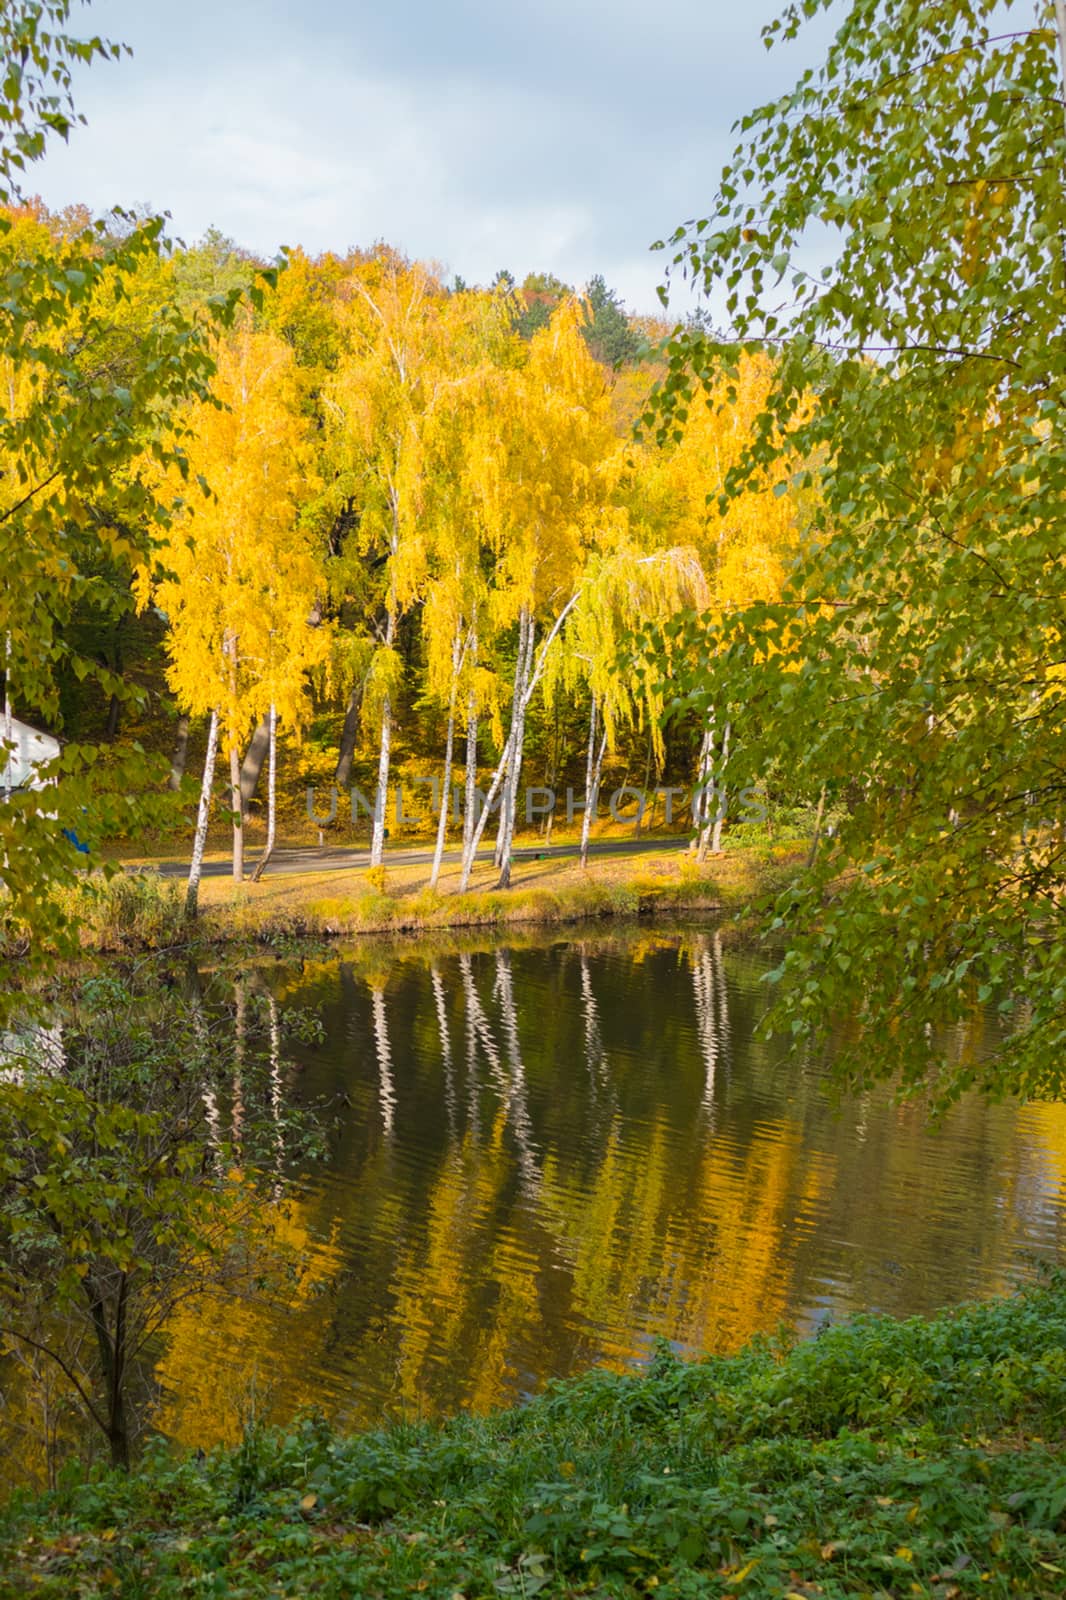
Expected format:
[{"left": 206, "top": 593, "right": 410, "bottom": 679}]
[{"left": 31, "top": 0, "right": 837, "bottom": 311}]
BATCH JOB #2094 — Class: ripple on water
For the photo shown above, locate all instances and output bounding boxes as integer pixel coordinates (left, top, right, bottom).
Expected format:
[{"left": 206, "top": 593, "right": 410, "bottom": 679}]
[{"left": 153, "top": 927, "right": 1066, "bottom": 1444}]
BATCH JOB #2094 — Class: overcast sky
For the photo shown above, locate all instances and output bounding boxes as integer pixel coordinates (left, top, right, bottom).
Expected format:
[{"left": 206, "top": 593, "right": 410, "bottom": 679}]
[{"left": 31, "top": 0, "right": 836, "bottom": 313}]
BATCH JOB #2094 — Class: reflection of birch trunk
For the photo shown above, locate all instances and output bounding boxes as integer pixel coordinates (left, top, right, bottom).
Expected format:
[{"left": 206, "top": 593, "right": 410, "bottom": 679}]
[
  {"left": 371, "top": 985, "right": 396, "bottom": 1137},
  {"left": 692, "top": 930, "right": 731, "bottom": 1112},
  {"left": 233, "top": 975, "right": 246, "bottom": 1151},
  {"left": 579, "top": 948, "right": 607, "bottom": 1083},
  {"left": 188, "top": 981, "right": 222, "bottom": 1163},
  {"left": 267, "top": 990, "right": 284, "bottom": 1193},
  {"left": 430, "top": 964, "right": 456, "bottom": 1136},
  {"left": 461, "top": 949, "right": 541, "bottom": 1190},
  {"left": 459, "top": 953, "right": 482, "bottom": 1145},
  {"left": 492, "top": 949, "right": 541, "bottom": 1193}
]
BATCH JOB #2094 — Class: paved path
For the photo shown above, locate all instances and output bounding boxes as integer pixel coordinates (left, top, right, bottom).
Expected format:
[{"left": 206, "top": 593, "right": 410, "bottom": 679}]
[{"left": 154, "top": 834, "right": 691, "bottom": 880}]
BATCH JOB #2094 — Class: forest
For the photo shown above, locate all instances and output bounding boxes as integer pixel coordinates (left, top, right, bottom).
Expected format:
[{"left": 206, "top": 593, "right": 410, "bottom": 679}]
[
  {"left": 2, "top": 1, "right": 1066, "bottom": 1594},
  {"left": 2, "top": 204, "right": 802, "bottom": 916}
]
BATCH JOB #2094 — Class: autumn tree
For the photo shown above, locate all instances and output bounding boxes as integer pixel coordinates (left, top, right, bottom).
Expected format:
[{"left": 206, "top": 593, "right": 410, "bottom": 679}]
[
  {"left": 459, "top": 299, "right": 621, "bottom": 891},
  {"left": 644, "top": 351, "right": 805, "bottom": 858},
  {"left": 546, "top": 538, "right": 707, "bottom": 868},
  {"left": 650, "top": 0, "right": 1066, "bottom": 1100},
  {"left": 0, "top": 4, "right": 247, "bottom": 1007},
  {"left": 142, "top": 322, "right": 326, "bottom": 912},
  {"left": 324, "top": 255, "right": 457, "bottom": 868}
]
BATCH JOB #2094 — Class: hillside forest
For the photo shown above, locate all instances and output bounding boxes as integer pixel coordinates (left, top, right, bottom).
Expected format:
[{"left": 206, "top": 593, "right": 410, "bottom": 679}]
[{"left": 0, "top": 203, "right": 806, "bottom": 909}]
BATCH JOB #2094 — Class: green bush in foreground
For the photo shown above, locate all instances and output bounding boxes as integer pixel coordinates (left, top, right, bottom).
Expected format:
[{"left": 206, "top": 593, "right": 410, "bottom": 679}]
[{"left": 2, "top": 1276, "right": 1065, "bottom": 1596}]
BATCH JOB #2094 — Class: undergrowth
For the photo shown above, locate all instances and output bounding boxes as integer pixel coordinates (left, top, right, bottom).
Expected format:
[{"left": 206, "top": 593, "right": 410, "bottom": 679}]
[{"left": 2, "top": 1275, "right": 1065, "bottom": 1596}]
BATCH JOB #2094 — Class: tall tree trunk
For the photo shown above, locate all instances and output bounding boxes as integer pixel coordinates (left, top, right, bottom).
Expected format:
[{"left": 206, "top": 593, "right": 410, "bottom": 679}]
[
  {"left": 369, "top": 695, "right": 392, "bottom": 868},
  {"left": 695, "top": 718, "right": 716, "bottom": 863},
  {"left": 709, "top": 721, "right": 731, "bottom": 855},
  {"left": 239, "top": 714, "right": 270, "bottom": 804},
  {"left": 461, "top": 724, "right": 515, "bottom": 892},
  {"left": 185, "top": 709, "right": 219, "bottom": 920},
  {"left": 104, "top": 693, "right": 121, "bottom": 741},
  {"left": 86, "top": 1279, "right": 130, "bottom": 1471},
  {"left": 430, "top": 699, "right": 457, "bottom": 891},
  {"left": 579, "top": 694, "right": 598, "bottom": 865},
  {"left": 496, "top": 608, "right": 535, "bottom": 889},
  {"left": 494, "top": 610, "right": 531, "bottom": 868},
  {"left": 335, "top": 685, "right": 362, "bottom": 788},
  {"left": 635, "top": 724, "right": 653, "bottom": 839},
  {"left": 230, "top": 738, "right": 244, "bottom": 883},
  {"left": 459, "top": 592, "right": 579, "bottom": 893},
  {"left": 168, "top": 713, "right": 190, "bottom": 791},
  {"left": 252, "top": 703, "right": 277, "bottom": 883},
  {"left": 807, "top": 783, "right": 827, "bottom": 868},
  {"left": 369, "top": 613, "right": 397, "bottom": 869},
  {"left": 579, "top": 697, "right": 608, "bottom": 870},
  {"left": 463, "top": 693, "right": 478, "bottom": 859},
  {"left": 430, "top": 656, "right": 463, "bottom": 891}
]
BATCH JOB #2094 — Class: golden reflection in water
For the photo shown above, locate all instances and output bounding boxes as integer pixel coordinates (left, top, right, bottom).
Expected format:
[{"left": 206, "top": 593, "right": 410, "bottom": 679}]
[{"left": 140, "top": 929, "right": 1066, "bottom": 1451}]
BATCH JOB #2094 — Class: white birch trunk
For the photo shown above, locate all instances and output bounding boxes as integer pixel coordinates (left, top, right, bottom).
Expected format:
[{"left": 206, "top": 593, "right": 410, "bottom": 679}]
[
  {"left": 369, "top": 695, "right": 392, "bottom": 868},
  {"left": 459, "top": 592, "right": 579, "bottom": 892},
  {"left": 709, "top": 720, "right": 731, "bottom": 855},
  {"left": 230, "top": 738, "right": 244, "bottom": 883},
  {"left": 369, "top": 611, "right": 398, "bottom": 870},
  {"left": 185, "top": 708, "right": 219, "bottom": 920},
  {"left": 252, "top": 702, "right": 277, "bottom": 884},
  {"left": 494, "top": 608, "right": 530, "bottom": 868},
  {"left": 430, "top": 697, "right": 457, "bottom": 891},
  {"left": 695, "top": 719, "right": 716, "bottom": 861},
  {"left": 496, "top": 609, "right": 535, "bottom": 889},
  {"left": 579, "top": 699, "right": 608, "bottom": 870},
  {"left": 463, "top": 694, "right": 478, "bottom": 858},
  {"left": 430, "top": 627, "right": 465, "bottom": 890}
]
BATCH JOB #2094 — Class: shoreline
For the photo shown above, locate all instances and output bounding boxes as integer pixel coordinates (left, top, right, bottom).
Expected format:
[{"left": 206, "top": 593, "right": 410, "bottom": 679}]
[
  {"left": 64, "top": 844, "right": 803, "bottom": 954},
  {"left": 3, "top": 1275, "right": 1063, "bottom": 1594}
]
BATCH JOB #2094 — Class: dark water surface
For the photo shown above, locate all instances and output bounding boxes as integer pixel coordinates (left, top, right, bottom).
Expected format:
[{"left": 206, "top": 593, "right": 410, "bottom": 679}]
[{"left": 157, "top": 923, "right": 1066, "bottom": 1446}]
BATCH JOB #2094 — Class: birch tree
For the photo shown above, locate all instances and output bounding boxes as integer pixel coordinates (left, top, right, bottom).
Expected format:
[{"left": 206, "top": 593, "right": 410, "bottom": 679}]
[
  {"left": 652, "top": 0, "right": 1066, "bottom": 1099},
  {"left": 545, "top": 540, "right": 707, "bottom": 867},
  {"left": 459, "top": 299, "right": 620, "bottom": 891},
  {"left": 324, "top": 256, "right": 448, "bottom": 869},
  {"left": 140, "top": 322, "right": 325, "bottom": 909}
]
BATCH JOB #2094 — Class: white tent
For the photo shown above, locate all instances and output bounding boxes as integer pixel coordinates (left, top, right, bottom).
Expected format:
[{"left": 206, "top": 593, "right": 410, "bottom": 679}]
[{"left": 1, "top": 715, "right": 60, "bottom": 793}]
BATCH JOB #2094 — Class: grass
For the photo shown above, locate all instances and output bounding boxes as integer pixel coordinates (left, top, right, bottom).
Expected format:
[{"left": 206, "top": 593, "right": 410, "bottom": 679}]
[
  {"left": 2, "top": 1274, "right": 1065, "bottom": 1596},
  {"left": 50, "top": 841, "right": 803, "bottom": 954}
]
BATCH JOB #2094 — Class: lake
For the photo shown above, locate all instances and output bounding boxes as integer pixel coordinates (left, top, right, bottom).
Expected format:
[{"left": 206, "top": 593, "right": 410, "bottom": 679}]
[{"left": 155, "top": 921, "right": 1066, "bottom": 1448}]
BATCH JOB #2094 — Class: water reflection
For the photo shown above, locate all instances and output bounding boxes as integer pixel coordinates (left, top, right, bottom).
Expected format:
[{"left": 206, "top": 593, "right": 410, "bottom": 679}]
[{"left": 154, "top": 924, "right": 1066, "bottom": 1449}]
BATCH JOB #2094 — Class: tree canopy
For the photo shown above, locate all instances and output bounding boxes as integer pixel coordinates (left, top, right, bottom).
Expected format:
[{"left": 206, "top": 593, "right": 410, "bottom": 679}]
[{"left": 646, "top": 0, "right": 1066, "bottom": 1102}]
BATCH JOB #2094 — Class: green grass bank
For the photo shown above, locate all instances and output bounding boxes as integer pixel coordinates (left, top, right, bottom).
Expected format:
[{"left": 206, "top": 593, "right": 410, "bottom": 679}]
[
  {"left": 55, "top": 843, "right": 802, "bottom": 955},
  {"left": 3, "top": 1276, "right": 1065, "bottom": 1597}
]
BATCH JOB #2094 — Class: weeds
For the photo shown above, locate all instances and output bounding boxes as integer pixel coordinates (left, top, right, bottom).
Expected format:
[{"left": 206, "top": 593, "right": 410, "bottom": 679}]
[{"left": 2, "top": 1275, "right": 1065, "bottom": 1595}]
